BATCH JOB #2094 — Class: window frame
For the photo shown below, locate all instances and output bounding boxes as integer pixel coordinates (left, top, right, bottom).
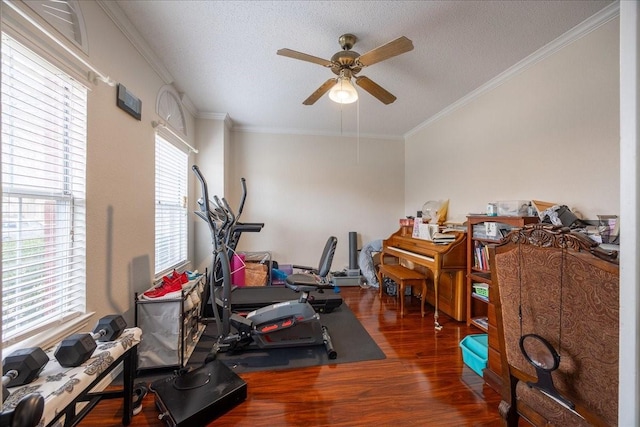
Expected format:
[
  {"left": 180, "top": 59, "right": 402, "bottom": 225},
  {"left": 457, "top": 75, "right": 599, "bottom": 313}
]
[
  {"left": 154, "top": 134, "right": 189, "bottom": 276},
  {"left": 1, "top": 32, "right": 88, "bottom": 347}
]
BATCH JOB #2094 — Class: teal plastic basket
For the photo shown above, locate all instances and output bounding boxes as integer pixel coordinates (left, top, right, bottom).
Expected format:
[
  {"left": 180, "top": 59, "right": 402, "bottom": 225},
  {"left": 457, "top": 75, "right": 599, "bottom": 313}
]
[{"left": 460, "top": 334, "right": 488, "bottom": 377}]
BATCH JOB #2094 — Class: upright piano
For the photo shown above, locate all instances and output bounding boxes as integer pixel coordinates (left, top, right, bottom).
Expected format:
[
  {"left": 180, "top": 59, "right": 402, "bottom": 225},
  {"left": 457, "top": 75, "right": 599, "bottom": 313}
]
[{"left": 379, "top": 226, "right": 467, "bottom": 322}]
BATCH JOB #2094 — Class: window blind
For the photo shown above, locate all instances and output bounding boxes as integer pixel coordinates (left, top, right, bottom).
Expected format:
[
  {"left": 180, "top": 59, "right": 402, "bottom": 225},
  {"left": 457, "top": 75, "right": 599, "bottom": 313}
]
[
  {"left": 155, "top": 136, "right": 188, "bottom": 275},
  {"left": 1, "top": 33, "right": 87, "bottom": 346}
]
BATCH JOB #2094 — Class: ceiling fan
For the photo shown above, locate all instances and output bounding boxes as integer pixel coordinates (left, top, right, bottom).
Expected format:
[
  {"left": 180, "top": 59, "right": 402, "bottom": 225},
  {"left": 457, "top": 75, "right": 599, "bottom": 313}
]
[{"left": 277, "top": 33, "right": 414, "bottom": 105}]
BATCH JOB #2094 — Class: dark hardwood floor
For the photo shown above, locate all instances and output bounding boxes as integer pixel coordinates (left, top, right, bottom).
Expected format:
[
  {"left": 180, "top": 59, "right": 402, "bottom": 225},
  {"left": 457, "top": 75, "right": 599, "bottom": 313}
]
[{"left": 80, "top": 286, "right": 509, "bottom": 426}]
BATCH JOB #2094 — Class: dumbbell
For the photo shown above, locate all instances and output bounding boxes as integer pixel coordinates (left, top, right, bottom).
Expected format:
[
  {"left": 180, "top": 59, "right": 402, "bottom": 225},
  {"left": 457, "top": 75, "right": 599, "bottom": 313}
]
[
  {"left": 0, "top": 393, "right": 44, "bottom": 427},
  {"left": 54, "top": 314, "right": 127, "bottom": 368},
  {"left": 2, "top": 347, "right": 49, "bottom": 403}
]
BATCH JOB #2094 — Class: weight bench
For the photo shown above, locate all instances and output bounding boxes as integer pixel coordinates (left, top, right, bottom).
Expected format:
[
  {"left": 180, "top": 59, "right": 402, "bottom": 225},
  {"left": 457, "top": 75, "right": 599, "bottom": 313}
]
[
  {"left": 377, "top": 264, "right": 427, "bottom": 318},
  {"left": 1, "top": 327, "right": 142, "bottom": 426}
]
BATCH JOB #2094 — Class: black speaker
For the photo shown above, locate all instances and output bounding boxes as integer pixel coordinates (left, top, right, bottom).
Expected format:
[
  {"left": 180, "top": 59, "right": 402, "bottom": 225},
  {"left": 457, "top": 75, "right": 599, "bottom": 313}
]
[{"left": 348, "top": 231, "right": 358, "bottom": 270}]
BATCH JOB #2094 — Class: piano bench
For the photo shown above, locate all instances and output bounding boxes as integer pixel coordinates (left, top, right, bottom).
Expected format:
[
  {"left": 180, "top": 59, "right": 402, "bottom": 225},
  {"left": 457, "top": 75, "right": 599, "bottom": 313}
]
[{"left": 377, "top": 264, "right": 427, "bottom": 317}]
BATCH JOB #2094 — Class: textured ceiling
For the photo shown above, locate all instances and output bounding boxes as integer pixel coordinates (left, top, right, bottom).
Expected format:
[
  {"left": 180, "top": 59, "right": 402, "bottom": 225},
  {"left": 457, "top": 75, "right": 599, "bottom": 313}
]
[{"left": 110, "top": 0, "right": 614, "bottom": 138}]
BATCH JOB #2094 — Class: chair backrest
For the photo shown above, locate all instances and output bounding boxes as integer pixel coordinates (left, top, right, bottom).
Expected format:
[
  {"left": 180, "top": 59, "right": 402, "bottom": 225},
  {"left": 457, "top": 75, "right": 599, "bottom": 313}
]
[
  {"left": 317, "top": 236, "right": 338, "bottom": 279},
  {"left": 490, "top": 224, "right": 619, "bottom": 427}
]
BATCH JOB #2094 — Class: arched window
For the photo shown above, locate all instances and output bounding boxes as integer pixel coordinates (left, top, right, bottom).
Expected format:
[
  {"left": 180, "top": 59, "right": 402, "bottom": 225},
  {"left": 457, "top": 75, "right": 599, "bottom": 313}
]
[
  {"left": 156, "top": 85, "right": 187, "bottom": 137},
  {"left": 24, "top": 0, "right": 88, "bottom": 53},
  {"left": 154, "top": 85, "right": 189, "bottom": 276}
]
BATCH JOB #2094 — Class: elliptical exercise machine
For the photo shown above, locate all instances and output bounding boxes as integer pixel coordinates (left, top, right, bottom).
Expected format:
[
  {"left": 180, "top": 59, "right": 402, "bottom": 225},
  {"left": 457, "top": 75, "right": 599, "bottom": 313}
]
[
  {"left": 192, "top": 165, "right": 337, "bottom": 360},
  {"left": 150, "top": 168, "right": 338, "bottom": 425},
  {"left": 194, "top": 165, "right": 342, "bottom": 314},
  {"left": 198, "top": 175, "right": 264, "bottom": 289}
]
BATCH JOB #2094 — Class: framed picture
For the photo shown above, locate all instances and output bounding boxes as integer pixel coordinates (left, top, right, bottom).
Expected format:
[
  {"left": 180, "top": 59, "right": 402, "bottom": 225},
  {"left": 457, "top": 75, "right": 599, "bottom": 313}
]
[{"left": 117, "top": 84, "right": 142, "bottom": 120}]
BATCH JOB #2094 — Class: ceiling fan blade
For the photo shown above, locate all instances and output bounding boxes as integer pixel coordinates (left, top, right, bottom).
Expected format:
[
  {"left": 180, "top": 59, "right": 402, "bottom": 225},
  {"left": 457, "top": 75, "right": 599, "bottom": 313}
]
[
  {"left": 277, "top": 48, "right": 333, "bottom": 67},
  {"left": 303, "top": 78, "right": 337, "bottom": 105},
  {"left": 355, "top": 76, "right": 397, "bottom": 105},
  {"left": 356, "top": 36, "right": 414, "bottom": 67}
]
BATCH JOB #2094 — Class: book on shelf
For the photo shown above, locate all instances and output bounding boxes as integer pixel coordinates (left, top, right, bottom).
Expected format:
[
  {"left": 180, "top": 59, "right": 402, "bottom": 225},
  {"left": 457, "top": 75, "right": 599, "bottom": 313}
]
[
  {"left": 472, "top": 283, "right": 489, "bottom": 300},
  {"left": 473, "top": 241, "right": 490, "bottom": 270},
  {"left": 473, "top": 317, "right": 489, "bottom": 329}
]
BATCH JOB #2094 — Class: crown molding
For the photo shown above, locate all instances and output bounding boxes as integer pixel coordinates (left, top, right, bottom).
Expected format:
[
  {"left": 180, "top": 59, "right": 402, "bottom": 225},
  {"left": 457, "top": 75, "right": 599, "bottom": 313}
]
[
  {"left": 197, "top": 112, "right": 234, "bottom": 129},
  {"left": 405, "top": 1, "right": 620, "bottom": 139},
  {"left": 195, "top": 111, "right": 402, "bottom": 139},
  {"left": 232, "top": 125, "right": 404, "bottom": 141},
  {"left": 96, "top": 0, "right": 174, "bottom": 85}
]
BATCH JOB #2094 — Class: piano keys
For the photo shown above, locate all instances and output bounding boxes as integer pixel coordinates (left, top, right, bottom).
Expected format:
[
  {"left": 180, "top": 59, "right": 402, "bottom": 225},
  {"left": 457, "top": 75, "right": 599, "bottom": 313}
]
[{"left": 379, "top": 227, "right": 467, "bottom": 323}]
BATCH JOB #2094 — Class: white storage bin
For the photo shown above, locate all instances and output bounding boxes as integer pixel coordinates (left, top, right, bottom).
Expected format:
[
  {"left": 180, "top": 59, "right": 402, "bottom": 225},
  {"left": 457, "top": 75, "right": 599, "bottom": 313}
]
[
  {"left": 497, "top": 200, "right": 530, "bottom": 216},
  {"left": 136, "top": 275, "right": 206, "bottom": 369}
]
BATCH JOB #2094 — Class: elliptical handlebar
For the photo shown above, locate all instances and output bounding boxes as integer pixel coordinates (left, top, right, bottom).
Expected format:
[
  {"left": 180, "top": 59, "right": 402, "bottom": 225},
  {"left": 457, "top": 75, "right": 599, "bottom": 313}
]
[
  {"left": 192, "top": 165, "right": 234, "bottom": 340},
  {"left": 237, "top": 177, "right": 247, "bottom": 219},
  {"left": 212, "top": 195, "right": 229, "bottom": 229},
  {"left": 192, "top": 165, "right": 221, "bottom": 249},
  {"left": 192, "top": 165, "right": 210, "bottom": 222},
  {"left": 233, "top": 223, "right": 265, "bottom": 233},
  {"left": 220, "top": 197, "right": 235, "bottom": 226}
]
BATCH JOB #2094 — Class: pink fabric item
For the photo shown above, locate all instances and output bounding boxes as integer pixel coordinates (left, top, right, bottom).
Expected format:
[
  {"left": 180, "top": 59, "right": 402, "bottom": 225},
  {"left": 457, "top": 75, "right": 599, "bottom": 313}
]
[{"left": 231, "top": 253, "right": 246, "bottom": 286}]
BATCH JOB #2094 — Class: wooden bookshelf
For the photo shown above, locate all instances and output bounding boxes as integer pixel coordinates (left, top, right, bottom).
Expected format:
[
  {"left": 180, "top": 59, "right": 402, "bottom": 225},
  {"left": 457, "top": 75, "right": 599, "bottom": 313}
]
[{"left": 466, "top": 214, "right": 538, "bottom": 392}]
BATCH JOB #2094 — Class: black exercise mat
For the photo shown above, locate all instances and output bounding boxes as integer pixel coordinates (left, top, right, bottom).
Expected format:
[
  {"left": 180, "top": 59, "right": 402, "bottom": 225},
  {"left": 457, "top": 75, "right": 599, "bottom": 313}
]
[{"left": 189, "top": 303, "right": 385, "bottom": 373}]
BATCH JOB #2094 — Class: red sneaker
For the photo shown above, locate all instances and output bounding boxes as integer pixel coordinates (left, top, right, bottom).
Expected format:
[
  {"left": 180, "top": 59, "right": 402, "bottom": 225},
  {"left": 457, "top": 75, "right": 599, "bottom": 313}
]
[
  {"left": 171, "top": 269, "right": 189, "bottom": 285},
  {"left": 142, "top": 276, "right": 182, "bottom": 298}
]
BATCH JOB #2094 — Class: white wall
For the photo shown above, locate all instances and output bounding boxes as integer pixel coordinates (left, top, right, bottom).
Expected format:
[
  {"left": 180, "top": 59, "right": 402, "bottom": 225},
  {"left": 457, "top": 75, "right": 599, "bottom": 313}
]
[
  {"left": 192, "top": 118, "right": 227, "bottom": 274},
  {"left": 619, "top": 2, "right": 639, "bottom": 424},
  {"left": 215, "top": 131, "right": 405, "bottom": 269},
  {"left": 65, "top": 2, "right": 196, "bottom": 327},
  {"left": 405, "top": 18, "right": 620, "bottom": 222}
]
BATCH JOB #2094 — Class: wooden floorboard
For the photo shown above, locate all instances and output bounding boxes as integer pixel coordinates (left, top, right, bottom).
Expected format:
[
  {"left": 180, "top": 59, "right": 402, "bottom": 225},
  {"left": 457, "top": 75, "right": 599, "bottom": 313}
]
[{"left": 79, "top": 286, "right": 509, "bottom": 426}]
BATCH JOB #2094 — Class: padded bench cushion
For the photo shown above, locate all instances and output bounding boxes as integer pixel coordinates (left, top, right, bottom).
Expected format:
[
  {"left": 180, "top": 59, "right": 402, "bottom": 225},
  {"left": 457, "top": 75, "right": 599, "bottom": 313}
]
[
  {"left": 378, "top": 264, "right": 427, "bottom": 317},
  {"left": 378, "top": 264, "right": 425, "bottom": 281},
  {"left": 2, "top": 327, "right": 142, "bottom": 426}
]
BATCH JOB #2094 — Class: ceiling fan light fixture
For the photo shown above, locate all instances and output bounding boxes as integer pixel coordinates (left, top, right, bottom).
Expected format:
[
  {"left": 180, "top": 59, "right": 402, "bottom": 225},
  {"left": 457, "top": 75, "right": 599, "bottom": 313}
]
[{"left": 329, "top": 76, "right": 358, "bottom": 104}]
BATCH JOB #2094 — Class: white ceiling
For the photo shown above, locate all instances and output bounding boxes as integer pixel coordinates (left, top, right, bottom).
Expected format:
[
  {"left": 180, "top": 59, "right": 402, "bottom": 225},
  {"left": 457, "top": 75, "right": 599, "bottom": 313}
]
[{"left": 109, "top": 0, "right": 615, "bottom": 139}]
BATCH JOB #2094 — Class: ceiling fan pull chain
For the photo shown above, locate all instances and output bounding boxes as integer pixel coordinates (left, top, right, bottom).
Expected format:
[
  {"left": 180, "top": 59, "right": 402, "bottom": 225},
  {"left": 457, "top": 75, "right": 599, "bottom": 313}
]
[{"left": 356, "top": 98, "right": 360, "bottom": 164}]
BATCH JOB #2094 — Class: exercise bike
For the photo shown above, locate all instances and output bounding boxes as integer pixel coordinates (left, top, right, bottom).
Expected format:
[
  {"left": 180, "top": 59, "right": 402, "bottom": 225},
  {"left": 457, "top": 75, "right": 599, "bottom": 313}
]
[
  {"left": 194, "top": 165, "right": 342, "bottom": 315},
  {"left": 192, "top": 165, "right": 337, "bottom": 360}
]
